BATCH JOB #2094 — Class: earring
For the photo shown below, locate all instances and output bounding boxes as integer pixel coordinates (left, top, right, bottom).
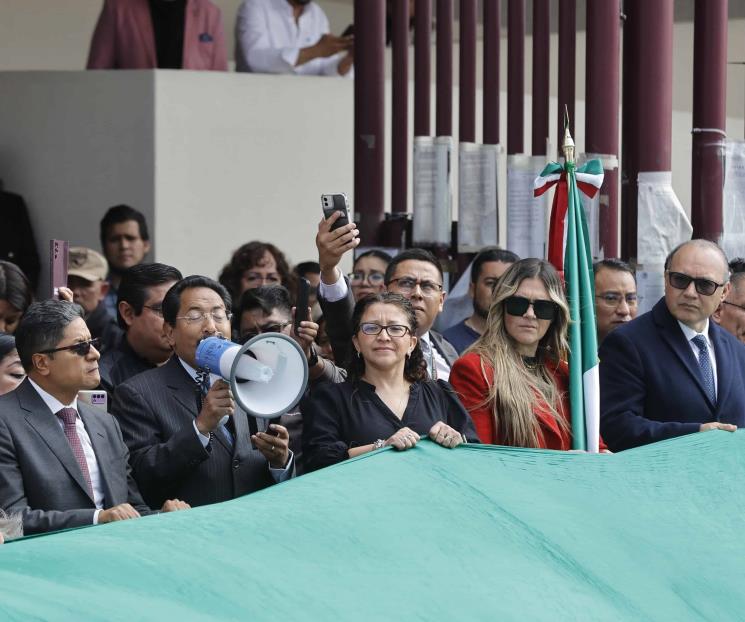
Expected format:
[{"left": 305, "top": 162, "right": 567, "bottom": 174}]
[{"left": 356, "top": 350, "right": 362, "bottom": 359}]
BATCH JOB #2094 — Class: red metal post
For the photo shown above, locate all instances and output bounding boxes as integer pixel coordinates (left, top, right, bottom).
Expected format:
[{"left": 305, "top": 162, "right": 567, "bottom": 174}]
[
  {"left": 436, "top": 0, "right": 453, "bottom": 137},
  {"left": 621, "top": 0, "right": 674, "bottom": 260},
  {"left": 459, "top": 0, "right": 477, "bottom": 143},
  {"left": 691, "top": 0, "right": 727, "bottom": 242},
  {"left": 507, "top": 0, "right": 525, "bottom": 154},
  {"left": 586, "top": 0, "right": 620, "bottom": 257},
  {"left": 532, "top": 0, "right": 549, "bottom": 156},
  {"left": 483, "top": 0, "right": 501, "bottom": 145},
  {"left": 414, "top": 0, "right": 432, "bottom": 137},
  {"left": 557, "top": 0, "right": 575, "bottom": 156},
  {"left": 392, "top": 0, "right": 410, "bottom": 214},
  {"left": 354, "top": 0, "right": 386, "bottom": 243}
]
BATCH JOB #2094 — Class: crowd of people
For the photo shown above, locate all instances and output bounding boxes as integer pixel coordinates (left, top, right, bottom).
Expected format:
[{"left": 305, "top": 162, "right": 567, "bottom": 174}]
[{"left": 1, "top": 201, "right": 744, "bottom": 545}]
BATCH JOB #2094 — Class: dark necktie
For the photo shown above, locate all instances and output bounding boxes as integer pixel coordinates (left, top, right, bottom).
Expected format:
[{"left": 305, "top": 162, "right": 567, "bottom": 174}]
[
  {"left": 692, "top": 335, "right": 716, "bottom": 405},
  {"left": 196, "top": 374, "right": 234, "bottom": 447},
  {"left": 420, "top": 339, "right": 437, "bottom": 380},
  {"left": 56, "top": 408, "right": 94, "bottom": 497}
]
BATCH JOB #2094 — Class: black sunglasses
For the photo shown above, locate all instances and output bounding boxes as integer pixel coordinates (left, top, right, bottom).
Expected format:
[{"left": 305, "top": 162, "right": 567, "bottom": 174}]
[
  {"left": 667, "top": 271, "right": 725, "bottom": 297},
  {"left": 504, "top": 296, "right": 558, "bottom": 320},
  {"left": 38, "top": 337, "right": 101, "bottom": 357}
]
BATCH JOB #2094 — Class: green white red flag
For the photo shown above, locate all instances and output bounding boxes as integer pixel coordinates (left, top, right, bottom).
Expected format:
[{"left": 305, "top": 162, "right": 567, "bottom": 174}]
[{"left": 533, "top": 155, "right": 603, "bottom": 452}]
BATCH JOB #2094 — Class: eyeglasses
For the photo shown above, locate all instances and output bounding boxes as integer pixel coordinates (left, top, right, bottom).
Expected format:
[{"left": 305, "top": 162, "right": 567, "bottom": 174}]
[
  {"left": 239, "top": 321, "right": 292, "bottom": 343},
  {"left": 387, "top": 277, "right": 443, "bottom": 297},
  {"left": 596, "top": 293, "right": 638, "bottom": 308},
  {"left": 176, "top": 310, "right": 232, "bottom": 325},
  {"left": 38, "top": 337, "right": 101, "bottom": 357},
  {"left": 667, "top": 271, "right": 725, "bottom": 296},
  {"left": 504, "top": 296, "right": 558, "bottom": 320},
  {"left": 142, "top": 304, "right": 163, "bottom": 317},
  {"left": 723, "top": 300, "right": 745, "bottom": 313},
  {"left": 349, "top": 271, "right": 385, "bottom": 286},
  {"left": 359, "top": 323, "right": 411, "bottom": 338}
]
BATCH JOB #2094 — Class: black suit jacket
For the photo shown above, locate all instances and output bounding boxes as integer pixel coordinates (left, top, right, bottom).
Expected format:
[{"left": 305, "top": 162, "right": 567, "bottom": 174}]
[
  {"left": 112, "top": 356, "right": 282, "bottom": 509},
  {"left": 318, "top": 277, "right": 459, "bottom": 370},
  {"left": 0, "top": 379, "right": 150, "bottom": 535},
  {"left": 600, "top": 298, "right": 745, "bottom": 451},
  {"left": 99, "top": 336, "right": 155, "bottom": 396},
  {"left": 0, "top": 190, "right": 40, "bottom": 288}
]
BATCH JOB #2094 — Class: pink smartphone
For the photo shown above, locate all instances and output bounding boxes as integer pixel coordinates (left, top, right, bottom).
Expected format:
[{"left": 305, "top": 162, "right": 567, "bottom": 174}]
[{"left": 49, "top": 239, "right": 69, "bottom": 300}]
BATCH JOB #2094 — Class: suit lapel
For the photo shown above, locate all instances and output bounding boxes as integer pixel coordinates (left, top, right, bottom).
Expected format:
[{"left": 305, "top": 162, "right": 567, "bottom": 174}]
[
  {"left": 710, "top": 323, "right": 733, "bottom": 415},
  {"left": 18, "top": 380, "right": 95, "bottom": 502},
  {"left": 133, "top": 0, "right": 157, "bottom": 67},
  {"left": 653, "top": 301, "right": 715, "bottom": 411}
]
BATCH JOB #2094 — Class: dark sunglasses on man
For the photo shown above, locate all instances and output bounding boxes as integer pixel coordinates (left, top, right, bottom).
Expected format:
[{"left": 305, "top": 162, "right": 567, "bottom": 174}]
[
  {"left": 38, "top": 338, "right": 101, "bottom": 357},
  {"left": 667, "top": 271, "right": 725, "bottom": 296},
  {"left": 503, "top": 296, "right": 558, "bottom": 321}
]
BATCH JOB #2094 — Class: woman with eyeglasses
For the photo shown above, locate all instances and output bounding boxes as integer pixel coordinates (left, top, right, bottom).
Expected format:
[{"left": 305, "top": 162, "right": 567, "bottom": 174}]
[
  {"left": 218, "top": 241, "right": 296, "bottom": 304},
  {"left": 450, "top": 258, "right": 607, "bottom": 450},
  {"left": 348, "top": 249, "right": 392, "bottom": 301},
  {"left": 303, "top": 293, "right": 479, "bottom": 472}
]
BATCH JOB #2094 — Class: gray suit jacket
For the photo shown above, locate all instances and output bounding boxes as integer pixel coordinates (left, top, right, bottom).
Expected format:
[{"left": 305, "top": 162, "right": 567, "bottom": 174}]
[
  {"left": 112, "top": 356, "right": 284, "bottom": 509},
  {"left": 318, "top": 278, "right": 460, "bottom": 370},
  {"left": 0, "top": 378, "right": 150, "bottom": 535}
]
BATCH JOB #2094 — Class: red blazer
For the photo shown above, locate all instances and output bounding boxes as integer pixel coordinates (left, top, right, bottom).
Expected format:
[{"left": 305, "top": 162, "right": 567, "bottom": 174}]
[
  {"left": 450, "top": 352, "right": 607, "bottom": 451},
  {"left": 87, "top": 0, "right": 227, "bottom": 71}
]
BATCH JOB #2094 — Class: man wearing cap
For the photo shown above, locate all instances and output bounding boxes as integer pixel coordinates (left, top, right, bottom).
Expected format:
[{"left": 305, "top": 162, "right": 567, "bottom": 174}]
[{"left": 67, "top": 247, "right": 123, "bottom": 353}]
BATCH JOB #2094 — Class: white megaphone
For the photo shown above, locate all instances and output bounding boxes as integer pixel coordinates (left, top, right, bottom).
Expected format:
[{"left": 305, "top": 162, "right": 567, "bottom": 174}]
[{"left": 195, "top": 334, "right": 309, "bottom": 419}]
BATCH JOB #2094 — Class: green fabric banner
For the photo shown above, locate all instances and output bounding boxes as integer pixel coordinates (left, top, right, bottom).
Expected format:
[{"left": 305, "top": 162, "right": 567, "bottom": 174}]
[{"left": 2, "top": 433, "right": 744, "bottom": 620}]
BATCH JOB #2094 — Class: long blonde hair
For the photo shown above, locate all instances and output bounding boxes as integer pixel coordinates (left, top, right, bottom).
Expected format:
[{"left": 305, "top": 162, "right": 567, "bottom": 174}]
[{"left": 466, "top": 258, "right": 570, "bottom": 447}]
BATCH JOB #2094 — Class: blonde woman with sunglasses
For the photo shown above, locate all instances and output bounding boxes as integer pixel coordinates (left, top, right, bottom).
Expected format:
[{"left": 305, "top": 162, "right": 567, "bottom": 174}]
[{"left": 451, "top": 258, "right": 607, "bottom": 450}]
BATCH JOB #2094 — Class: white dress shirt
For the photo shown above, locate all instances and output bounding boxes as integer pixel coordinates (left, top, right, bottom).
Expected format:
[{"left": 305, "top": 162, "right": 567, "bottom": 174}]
[
  {"left": 678, "top": 319, "right": 718, "bottom": 397},
  {"left": 235, "top": 0, "right": 348, "bottom": 76},
  {"left": 28, "top": 379, "right": 105, "bottom": 524},
  {"left": 179, "top": 358, "right": 293, "bottom": 482}
]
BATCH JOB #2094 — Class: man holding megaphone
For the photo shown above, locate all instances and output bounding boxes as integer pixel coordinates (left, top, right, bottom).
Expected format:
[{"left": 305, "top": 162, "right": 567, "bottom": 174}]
[{"left": 112, "top": 276, "right": 294, "bottom": 510}]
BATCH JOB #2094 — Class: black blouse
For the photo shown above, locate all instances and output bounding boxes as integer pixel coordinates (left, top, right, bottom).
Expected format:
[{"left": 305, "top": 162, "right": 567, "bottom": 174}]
[{"left": 302, "top": 379, "right": 480, "bottom": 472}]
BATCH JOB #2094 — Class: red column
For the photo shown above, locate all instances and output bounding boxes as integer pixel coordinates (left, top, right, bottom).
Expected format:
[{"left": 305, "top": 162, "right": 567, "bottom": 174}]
[
  {"left": 586, "top": 0, "right": 620, "bottom": 257},
  {"left": 507, "top": 0, "right": 525, "bottom": 155},
  {"left": 354, "top": 0, "right": 386, "bottom": 243},
  {"left": 483, "top": 0, "right": 501, "bottom": 145},
  {"left": 414, "top": 0, "right": 432, "bottom": 137},
  {"left": 436, "top": 0, "right": 453, "bottom": 137},
  {"left": 621, "top": 0, "right": 674, "bottom": 260},
  {"left": 532, "top": 0, "right": 549, "bottom": 156},
  {"left": 557, "top": 0, "right": 575, "bottom": 156},
  {"left": 391, "top": 0, "right": 410, "bottom": 214},
  {"left": 691, "top": 0, "right": 728, "bottom": 242},
  {"left": 459, "top": 0, "right": 477, "bottom": 143}
]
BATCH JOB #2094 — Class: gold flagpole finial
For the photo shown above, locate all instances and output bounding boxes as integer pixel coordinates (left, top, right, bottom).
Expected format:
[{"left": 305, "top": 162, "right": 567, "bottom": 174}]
[{"left": 562, "top": 105, "right": 575, "bottom": 164}]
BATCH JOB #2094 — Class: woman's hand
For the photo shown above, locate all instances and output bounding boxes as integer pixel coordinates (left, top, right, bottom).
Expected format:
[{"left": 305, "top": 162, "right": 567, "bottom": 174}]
[
  {"left": 385, "top": 427, "right": 420, "bottom": 451},
  {"left": 428, "top": 421, "right": 464, "bottom": 449}
]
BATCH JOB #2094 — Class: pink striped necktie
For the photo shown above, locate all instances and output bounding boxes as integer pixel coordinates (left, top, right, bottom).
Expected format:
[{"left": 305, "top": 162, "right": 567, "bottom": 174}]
[{"left": 56, "top": 408, "right": 94, "bottom": 498}]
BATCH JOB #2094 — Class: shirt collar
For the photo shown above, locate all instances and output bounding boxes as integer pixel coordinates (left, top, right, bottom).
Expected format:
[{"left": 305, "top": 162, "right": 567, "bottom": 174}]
[
  {"left": 677, "top": 318, "right": 711, "bottom": 345},
  {"left": 179, "top": 357, "right": 221, "bottom": 385},
  {"left": 28, "top": 377, "right": 79, "bottom": 415}
]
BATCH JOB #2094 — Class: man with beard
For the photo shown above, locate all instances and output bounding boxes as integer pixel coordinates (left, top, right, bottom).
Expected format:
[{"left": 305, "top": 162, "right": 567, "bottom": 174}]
[
  {"left": 235, "top": 0, "right": 353, "bottom": 76},
  {"left": 442, "top": 248, "right": 518, "bottom": 354}
]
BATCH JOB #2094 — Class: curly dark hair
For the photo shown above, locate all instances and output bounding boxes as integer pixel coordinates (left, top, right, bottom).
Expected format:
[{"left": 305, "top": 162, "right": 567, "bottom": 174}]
[
  {"left": 218, "top": 241, "right": 296, "bottom": 303},
  {"left": 348, "top": 293, "right": 427, "bottom": 383}
]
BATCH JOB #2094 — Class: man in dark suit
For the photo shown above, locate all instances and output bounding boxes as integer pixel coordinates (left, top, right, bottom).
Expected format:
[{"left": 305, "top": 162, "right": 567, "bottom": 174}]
[
  {"left": 599, "top": 240, "right": 744, "bottom": 452},
  {"left": 315, "top": 213, "right": 458, "bottom": 380},
  {"left": 0, "top": 300, "right": 188, "bottom": 535},
  {"left": 112, "top": 275, "right": 293, "bottom": 510},
  {"left": 99, "top": 262, "right": 182, "bottom": 395}
]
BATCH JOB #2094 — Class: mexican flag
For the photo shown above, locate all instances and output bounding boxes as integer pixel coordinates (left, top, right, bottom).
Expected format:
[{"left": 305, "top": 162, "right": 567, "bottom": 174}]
[{"left": 534, "top": 155, "right": 603, "bottom": 452}]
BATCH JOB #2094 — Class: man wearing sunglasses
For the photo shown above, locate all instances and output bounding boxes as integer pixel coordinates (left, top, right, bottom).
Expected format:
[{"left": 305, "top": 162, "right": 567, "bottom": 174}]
[
  {"left": 712, "top": 260, "right": 745, "bottom": 344},
  {"left": 112, "top": 276, "right": 294, "bottom": 511},
  {"left": 599, "top": 240, "right": 745, "bottom": 452},
  {"left": 0, "top": 300, "right": 188, "bottom": 535}
]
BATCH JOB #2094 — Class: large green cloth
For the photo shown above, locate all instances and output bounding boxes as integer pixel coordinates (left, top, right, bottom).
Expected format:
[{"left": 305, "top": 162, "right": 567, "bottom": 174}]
[{"left": 2, "top": 433, "right": 744, "bottom": 620}]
